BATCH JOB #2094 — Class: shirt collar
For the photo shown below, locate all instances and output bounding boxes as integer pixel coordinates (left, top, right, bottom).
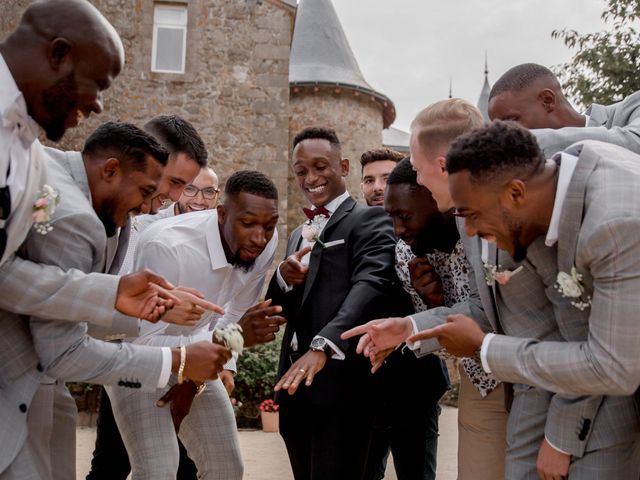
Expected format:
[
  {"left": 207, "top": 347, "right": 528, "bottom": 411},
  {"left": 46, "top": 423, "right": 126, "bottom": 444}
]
[
  {"left": 205, "top": 210, "right": 229, "bottom": 271},
  {"left": 315, "top": 190, "right": 350, "bottom": 215},
  {"left": 545, "top": 152, "right": 579, "bottom": 247},
  {"left": 0, "top": 54, "right": 39, "bottom": 143}
]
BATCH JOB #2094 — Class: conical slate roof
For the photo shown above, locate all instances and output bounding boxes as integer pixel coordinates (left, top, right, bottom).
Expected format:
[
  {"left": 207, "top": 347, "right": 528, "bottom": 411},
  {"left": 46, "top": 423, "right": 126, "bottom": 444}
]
[
  {"left": 290, "top": 0, "right": 396, "bottom": 127},
  {"left": 477, "top": 56, "right": 491, "bottom": 122}
]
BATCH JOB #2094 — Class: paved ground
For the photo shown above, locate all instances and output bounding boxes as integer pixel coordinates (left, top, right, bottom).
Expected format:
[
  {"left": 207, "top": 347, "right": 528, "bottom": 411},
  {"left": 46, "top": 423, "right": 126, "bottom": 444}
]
[{"left": 76, "top": 406, "right": 458, "bottom": 479}]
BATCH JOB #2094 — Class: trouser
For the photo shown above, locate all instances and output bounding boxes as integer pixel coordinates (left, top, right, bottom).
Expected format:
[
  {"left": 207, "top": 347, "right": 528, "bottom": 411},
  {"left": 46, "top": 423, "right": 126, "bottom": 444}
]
[
  {"left": 107, "top": 377, "right": 242, "bottom": 480},
  {"left": 457, "top": 365, "right": 508, "bottom": 480},
  {"left": 279, "top": 388, "right": 374, "bottom": 480},
  {"left": 86, "top": 388, "right": 198, "bottom": 479}
]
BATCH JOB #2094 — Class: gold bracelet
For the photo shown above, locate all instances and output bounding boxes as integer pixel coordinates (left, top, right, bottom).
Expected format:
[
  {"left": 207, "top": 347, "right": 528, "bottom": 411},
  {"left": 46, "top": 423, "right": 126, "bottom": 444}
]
[{"left": 177, "top": 345, "right": 186, "bottom": 384}]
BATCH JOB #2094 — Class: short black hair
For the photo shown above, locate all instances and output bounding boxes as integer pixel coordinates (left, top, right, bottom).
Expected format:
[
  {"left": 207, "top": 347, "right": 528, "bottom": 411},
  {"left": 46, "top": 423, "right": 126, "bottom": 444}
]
[
  {"left": 292, "top": 127, "right": 341, "bottom": 152},
  {"left": 143, "top": 115, "right": 208, "bottom": 167},
  {"left": 82, "top": 122, "right": 169, "bottom": 171},
  {"left": 446, "top": 121, "right": 545, "bottom": 184},
  {"left": 489, "top": 63, "right": 558, "bottom": 101},
  {"left": 387, "top": 157, "right": 419, "bottom": 187},
  {"left": 360, "top": 148, "right": 404, "bottom": 171},
  {"left": 224, "top": 170, "right": 278, "bottom": 201}
]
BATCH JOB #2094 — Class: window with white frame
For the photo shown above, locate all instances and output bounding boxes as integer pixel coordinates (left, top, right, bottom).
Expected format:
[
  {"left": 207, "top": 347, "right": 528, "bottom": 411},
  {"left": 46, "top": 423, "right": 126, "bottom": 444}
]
[{"left": 151, "top": 5, "right": 187, "bottom": 74}]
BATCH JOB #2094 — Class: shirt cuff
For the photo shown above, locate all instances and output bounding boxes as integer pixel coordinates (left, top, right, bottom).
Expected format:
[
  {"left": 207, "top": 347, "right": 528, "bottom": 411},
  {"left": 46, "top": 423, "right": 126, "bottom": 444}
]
[
  {"left": 224, "top": 351, "right": 238, "bottom": 373},
  {"left": 276, "top": 262, "right": 294, "bottom": 293},
  {"left": 405, "top": 316, "right": 420, "bottom": 350},
  {"left": 480, "top": 332, "right": 495, "bottom": 373},
  {"left": 158, "top": 347, "right": 172, "bottom": 388},
  {"left": 546, "top": 436, "right": 571, "bottom": 456},
  {"left": 314, "top": 336, "right": 345, "bottom": 360}
]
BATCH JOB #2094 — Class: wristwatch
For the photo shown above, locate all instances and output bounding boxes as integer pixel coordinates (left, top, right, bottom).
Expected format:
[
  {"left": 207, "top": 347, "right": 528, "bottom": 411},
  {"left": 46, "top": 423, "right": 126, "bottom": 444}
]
[{"left": 309, "top": 337, "right": 333, "bottom": 356}]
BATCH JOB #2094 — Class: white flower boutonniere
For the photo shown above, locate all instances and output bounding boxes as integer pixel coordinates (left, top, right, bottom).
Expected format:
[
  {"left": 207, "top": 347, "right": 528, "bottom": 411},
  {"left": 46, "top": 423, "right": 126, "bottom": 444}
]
[
  {"left": 301, "top": 214, "right": 327, "bottom": 248},
  {"left": 483, "top": 262, "right": 523, "bottom": 286},
  {"left": 212, "top": 323, "right": 244, "bottom": 355},
  {"left": 32, "top": 184, "right": 60, "bottom": 235},
  {"left": 555, "top": 266, "right": 591, "bottom": 311}
]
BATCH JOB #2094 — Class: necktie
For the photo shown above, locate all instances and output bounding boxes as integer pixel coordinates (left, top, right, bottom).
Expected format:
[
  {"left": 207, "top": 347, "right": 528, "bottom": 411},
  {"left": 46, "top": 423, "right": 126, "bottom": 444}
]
[{"left": 302, "top": 206, "right": 330, "bottom": 221}]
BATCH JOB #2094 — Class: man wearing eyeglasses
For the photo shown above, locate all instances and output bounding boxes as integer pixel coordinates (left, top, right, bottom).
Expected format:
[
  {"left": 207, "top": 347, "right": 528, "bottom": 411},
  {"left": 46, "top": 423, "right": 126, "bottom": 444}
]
[{"left": 176, "top": 167, "right": 220, "bottom": 214}]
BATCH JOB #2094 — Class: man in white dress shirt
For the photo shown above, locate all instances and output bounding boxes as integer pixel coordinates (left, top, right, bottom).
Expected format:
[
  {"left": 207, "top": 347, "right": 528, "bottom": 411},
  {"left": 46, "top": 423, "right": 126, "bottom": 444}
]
[{"left": 108, "top": 170, "right": 281, "bottom": 480}]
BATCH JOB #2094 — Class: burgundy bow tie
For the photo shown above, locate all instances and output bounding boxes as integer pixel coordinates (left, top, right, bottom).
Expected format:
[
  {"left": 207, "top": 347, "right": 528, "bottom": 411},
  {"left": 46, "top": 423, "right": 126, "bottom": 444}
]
[{"left": 303, "top": 206, "right": 330, "bottom": 221}]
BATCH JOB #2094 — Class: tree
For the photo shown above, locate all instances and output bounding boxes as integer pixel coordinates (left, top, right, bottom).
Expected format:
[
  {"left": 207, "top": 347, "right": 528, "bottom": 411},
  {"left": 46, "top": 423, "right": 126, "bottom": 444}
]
[{"left": 553, "top": 0, "right": 640, "bottom": 108}]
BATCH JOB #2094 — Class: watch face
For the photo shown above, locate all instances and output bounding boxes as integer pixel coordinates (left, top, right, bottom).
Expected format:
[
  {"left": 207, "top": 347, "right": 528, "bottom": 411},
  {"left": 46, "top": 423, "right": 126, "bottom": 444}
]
[{"left": 310, "top": 338, "right": 326, "bottom": 350}]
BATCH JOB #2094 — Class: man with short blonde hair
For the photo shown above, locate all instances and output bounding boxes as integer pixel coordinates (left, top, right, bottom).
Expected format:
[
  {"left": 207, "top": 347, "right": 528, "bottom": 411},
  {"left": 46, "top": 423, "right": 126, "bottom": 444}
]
[{"left": 409, "top": 99, "right": 485, "bottom": 211}]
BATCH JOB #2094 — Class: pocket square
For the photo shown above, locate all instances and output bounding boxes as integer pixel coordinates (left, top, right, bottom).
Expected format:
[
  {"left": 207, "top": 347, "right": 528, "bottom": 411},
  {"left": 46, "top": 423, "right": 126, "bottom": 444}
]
[{"left": 323, "top": 239, "right": 345, "bottom": 248}]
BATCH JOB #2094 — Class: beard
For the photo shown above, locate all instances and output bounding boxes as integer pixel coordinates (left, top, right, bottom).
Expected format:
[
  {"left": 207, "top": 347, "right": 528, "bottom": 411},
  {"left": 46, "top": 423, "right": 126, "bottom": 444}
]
[
  {"left": 97, "top": 197, "right": 118, "bottom": 237},
  {"left": 502, "top": 209, "right": 528, "bottom": 262},
  {"left": 229, "top": 251, "right": 255, "bottom": 272},
  {"left": 41, "top": 72, "right": 78, "bottom": 141}
]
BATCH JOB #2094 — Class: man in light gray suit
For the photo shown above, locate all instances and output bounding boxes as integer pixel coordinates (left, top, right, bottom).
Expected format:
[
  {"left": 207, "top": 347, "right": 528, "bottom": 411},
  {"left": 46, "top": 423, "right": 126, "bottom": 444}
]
[
  {"left": 488, "top": 62, "right": 640, "bottom": 156},
  {"left": 410, "top": 121, "right": 640, "bottom": 476},
  {"left": 0, "top": 122, "right": 232, "bottom": 480},
  {"left": 344, "top": 104, "right": 638, "bottom": 478},
  {"left": 0, "top": 0, "right": 189, "bottom": 326}
]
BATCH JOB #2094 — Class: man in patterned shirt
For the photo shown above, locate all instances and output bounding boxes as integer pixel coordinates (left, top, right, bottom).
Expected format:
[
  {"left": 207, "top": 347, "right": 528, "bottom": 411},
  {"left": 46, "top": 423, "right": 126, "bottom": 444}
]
[{"left": 372, "top": 157, "right": 500, "bottom": 480}]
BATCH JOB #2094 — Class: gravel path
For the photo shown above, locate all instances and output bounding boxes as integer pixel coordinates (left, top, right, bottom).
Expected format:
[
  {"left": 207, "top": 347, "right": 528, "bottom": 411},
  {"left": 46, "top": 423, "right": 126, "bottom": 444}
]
[{"left": 76, "top": 406, "right": 458, "bottom": 479}]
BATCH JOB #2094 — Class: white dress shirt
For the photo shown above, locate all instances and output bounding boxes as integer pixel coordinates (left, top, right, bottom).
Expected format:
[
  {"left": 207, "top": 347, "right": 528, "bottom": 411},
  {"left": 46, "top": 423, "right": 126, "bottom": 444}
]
[
  {"left": 129, "top": 209, "right": 277, "bottom": 371},
  {"left": 0, "top": 53, "right": 47, "bottom": 266},
  {"left": 276, "top": 190, "right": 351, "bottom": 359}
]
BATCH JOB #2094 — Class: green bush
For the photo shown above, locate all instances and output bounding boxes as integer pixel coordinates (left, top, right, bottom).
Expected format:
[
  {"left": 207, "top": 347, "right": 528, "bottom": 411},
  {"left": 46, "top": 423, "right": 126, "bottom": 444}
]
[{"left": 234, "top": 332, "right": 282, "bottom": 426}]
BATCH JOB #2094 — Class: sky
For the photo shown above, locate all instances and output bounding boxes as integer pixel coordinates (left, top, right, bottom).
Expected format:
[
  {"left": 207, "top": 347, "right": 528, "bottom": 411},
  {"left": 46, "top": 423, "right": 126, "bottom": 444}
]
[{"left": 330, "top": 0, "right": 611, "bottom": 131}]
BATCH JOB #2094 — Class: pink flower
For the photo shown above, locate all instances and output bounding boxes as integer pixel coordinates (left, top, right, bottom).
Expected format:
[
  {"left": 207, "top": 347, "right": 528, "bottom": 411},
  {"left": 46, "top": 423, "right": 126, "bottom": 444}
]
[
  {"left": 493, "top": 266, "right": 524, "bottom": 285},
  {"left": 35, "top": 198, "right": 48, "bottom": 209},
  {"left": 32, "top": 209, "right": 47, "bottom": 223}
]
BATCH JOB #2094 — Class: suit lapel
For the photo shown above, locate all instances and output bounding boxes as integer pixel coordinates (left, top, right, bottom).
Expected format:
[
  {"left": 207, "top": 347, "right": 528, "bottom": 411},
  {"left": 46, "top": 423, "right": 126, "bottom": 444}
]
[
  {"left": 2, "top": 142, "right": 45, "bottom": 265},
  {"left": 301, "top": 197, "right": 355, "bottom": 306},
  {"left": 585, "top": 103, "right": 607, "bottom": 127},
  {"left": 556, "top": 145, "right": 598, "bottom": 275}
]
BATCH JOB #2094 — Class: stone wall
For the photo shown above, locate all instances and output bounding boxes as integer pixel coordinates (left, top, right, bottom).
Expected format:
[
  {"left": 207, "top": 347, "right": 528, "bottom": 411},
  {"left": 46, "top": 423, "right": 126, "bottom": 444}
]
[
  {"left": 1, "top": 0, "right": 294, "bottom": 262},
  {"left": 287, "top": 88, "right": 384, "bottom": 231}
]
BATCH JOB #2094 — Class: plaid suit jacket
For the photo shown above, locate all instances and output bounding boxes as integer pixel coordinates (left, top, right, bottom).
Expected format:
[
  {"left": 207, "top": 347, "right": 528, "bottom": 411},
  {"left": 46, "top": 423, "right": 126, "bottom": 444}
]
[{"left": 0, "top": 151, "right": 164, "bottom": 474}]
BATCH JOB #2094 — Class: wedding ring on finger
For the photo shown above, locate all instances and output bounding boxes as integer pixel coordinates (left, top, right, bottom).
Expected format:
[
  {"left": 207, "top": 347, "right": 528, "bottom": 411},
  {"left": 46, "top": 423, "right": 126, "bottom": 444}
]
[{"left": 298, "top": 368, "right": 306, "bottom": 374}]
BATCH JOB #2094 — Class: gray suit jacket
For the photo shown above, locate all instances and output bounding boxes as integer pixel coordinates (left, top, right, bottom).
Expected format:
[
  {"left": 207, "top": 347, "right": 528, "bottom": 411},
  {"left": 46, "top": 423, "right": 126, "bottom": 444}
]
[
  {"left": 412, "top": 220, "right": 611, "bottom": 455},
  {"left": 486, "top": 141, "right": 640, "bottom": 397},
  {"left": 0, "top": 151, "right": 164, "bottom": 474},
  {"left": 0, "top": 147, "right": 120, "bottom": 326},
  {"left": 534, "top": 90, "right": 640, "bottom": 156}
]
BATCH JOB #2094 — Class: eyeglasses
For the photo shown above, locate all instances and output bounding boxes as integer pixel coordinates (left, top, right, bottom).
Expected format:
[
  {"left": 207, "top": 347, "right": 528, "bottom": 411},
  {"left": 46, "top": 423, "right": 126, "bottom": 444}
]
[{"left": 182, "top": 185, "right": 220, "bottom": 200}]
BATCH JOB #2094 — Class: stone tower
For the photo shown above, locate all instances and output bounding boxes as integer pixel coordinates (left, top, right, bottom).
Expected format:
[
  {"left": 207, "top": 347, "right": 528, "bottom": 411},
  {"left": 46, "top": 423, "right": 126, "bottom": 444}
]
[{"left": 287, "top": 0, "right": 395, "bottom": 231}]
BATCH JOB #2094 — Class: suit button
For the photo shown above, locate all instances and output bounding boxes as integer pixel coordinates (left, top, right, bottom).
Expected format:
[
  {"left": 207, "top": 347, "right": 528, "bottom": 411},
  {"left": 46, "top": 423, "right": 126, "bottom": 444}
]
[
  {"left": 19, "top": 404, "right": 27, "bottom": 413},
  {"left": 36, "top": 363, "right": 43, "bottom": 372},
  {"left": 135, "top": 382, "right": 141, "bottom": 388}
]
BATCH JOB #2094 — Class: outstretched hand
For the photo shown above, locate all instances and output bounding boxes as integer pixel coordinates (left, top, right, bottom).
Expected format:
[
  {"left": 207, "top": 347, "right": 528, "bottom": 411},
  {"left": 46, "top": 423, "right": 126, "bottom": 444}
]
[
  {"left": 239, "top": 299, "right": 286, "bottom": 347},
  {"left": 160, "top": 287, "right": 225, "bottom": 326},
  {"left": 279, "top": 246, "right": 312, "bottom": 286},
  {"left": 171, "top": 341, "right": 231, "bottom": 383},
  {"left": 274, "top": 350, "right": 327, "bottom": 395},
  {"left": 116, "top": 269, "right": 179, "bottom": 322},
  {"left": 406, "top": 314, "right": 486, "bottom": 357},
  {"left": 341, "top": 317, "right": 413, "bottom": 363}
]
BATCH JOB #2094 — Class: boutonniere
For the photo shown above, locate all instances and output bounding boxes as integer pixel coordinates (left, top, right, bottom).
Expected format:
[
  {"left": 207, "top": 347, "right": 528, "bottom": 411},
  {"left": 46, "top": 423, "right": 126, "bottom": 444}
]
[
  {"left": 301, "top": 214, "right": 327, "bottom": 248},
  {"left": 212, "top": 323, "right": 244, "bottom": 355},
  {"left": 32, "top": 184, "right": 60, "bottom": 235},
  {"left": 483, "top": 263, "right": 523, "bottom": 286},
  {"left": 555, "top": 266, "right": 591, "bottom": 311}
]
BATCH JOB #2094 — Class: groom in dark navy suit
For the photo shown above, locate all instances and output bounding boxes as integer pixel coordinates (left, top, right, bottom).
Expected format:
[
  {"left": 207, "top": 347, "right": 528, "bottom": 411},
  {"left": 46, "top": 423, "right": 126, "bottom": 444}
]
[{"left": 267, "top": 127, "right": 397, "bottom": 480}]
